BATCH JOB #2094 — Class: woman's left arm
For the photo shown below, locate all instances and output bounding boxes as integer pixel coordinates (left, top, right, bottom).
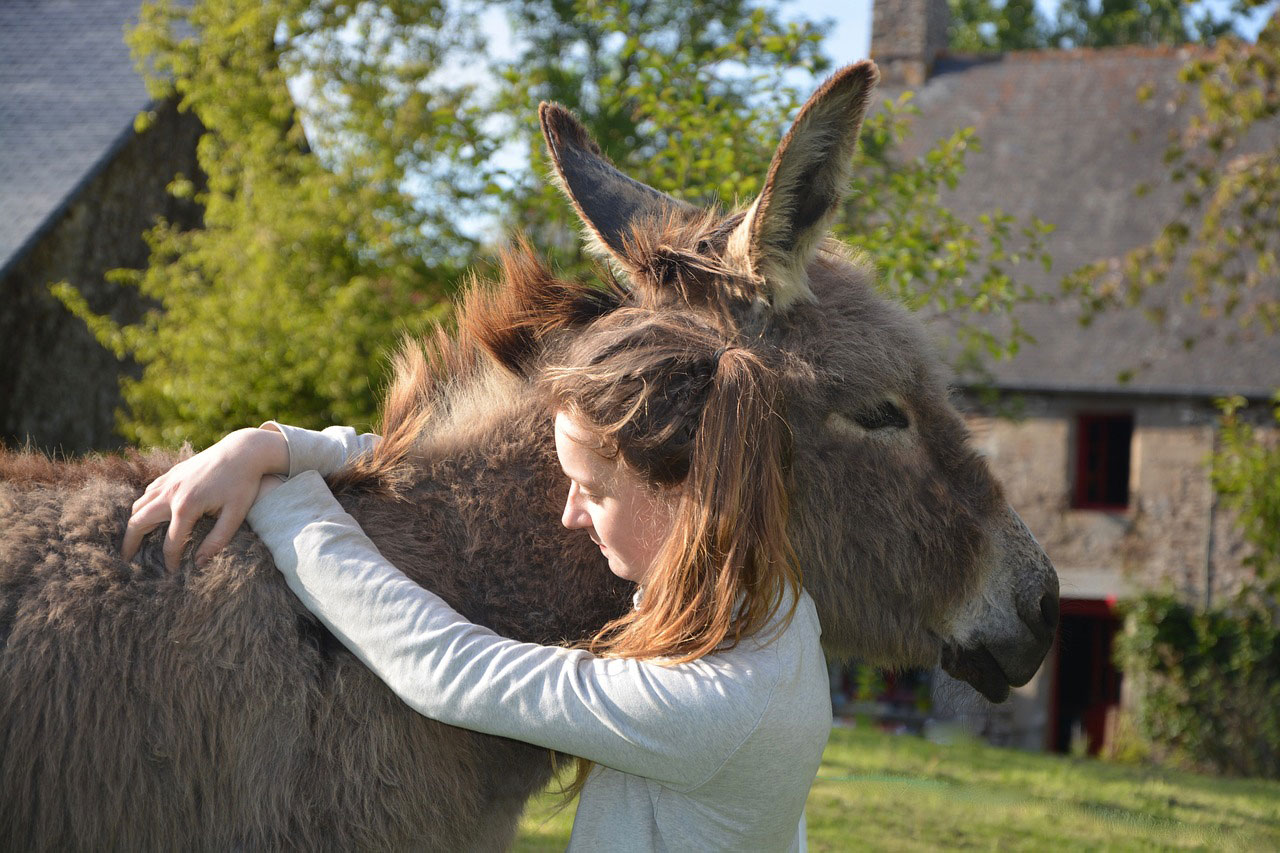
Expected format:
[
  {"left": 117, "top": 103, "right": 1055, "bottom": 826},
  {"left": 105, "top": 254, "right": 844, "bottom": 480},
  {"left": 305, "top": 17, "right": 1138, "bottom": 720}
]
[{"left": 247, "top": 471, "right": 782, "bottom": 792}]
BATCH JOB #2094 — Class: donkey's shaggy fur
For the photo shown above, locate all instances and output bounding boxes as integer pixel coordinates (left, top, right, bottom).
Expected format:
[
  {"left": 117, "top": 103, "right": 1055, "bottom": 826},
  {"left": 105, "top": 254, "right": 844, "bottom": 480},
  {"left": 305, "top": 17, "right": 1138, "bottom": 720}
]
[
  {"left": 0, "top": 61, "right": 1056, "bottom": 849},
  {"left": 0, "top": 394, "right": 633, "bottom": 849}
]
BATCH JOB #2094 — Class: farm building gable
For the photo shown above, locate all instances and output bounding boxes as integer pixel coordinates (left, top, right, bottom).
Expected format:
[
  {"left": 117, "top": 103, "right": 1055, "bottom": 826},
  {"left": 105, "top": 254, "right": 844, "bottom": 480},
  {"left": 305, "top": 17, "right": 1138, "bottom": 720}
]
[{"left": 0, "top": 0, "right": 203, "bottom": 453}]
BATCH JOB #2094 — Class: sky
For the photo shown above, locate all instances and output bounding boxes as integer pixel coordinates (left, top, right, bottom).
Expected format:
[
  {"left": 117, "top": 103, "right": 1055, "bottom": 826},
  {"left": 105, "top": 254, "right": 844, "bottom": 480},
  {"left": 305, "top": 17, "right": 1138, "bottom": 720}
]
[{"left": 789, "top": 0, "right": 872, "bottom": 64}]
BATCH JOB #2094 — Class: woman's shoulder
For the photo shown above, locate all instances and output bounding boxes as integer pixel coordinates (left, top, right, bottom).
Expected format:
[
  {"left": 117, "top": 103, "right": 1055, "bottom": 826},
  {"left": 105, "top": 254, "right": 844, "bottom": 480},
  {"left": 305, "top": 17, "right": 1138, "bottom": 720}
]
[
  {"left": 734, "top": 586, "right": 822, "bottom": 653},
  {"left": 693, "top": 588, "right": 824, "bottom": 711},
  {"left": 699, "top": 590, "right": 830, "bottom": 779}
]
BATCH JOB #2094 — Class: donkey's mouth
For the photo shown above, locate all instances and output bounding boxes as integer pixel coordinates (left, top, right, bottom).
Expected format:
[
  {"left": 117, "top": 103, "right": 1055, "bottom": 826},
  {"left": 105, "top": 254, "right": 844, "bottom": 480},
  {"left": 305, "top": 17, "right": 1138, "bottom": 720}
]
[{"left": 940, "top": 643, "right": 1011, "bottom": 703}]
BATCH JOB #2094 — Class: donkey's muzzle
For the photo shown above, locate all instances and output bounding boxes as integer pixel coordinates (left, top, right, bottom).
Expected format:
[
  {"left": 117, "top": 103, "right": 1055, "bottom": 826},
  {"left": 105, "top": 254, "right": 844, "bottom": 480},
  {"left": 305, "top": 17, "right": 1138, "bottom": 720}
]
[
  {"left": 941, "top": 643, "right": 1012, "bottom": 703},
  {"left": 941, "top": 608, "right": 1055, "bottom": 704},
  {"left": 944, "top": 507, "right": 1060, "bottom": 703}
]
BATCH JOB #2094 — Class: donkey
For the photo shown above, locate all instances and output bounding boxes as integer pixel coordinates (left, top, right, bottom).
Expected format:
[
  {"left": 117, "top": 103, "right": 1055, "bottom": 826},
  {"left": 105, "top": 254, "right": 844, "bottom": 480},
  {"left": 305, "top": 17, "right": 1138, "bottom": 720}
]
[{"left": 0, "top": 61, "right": 1057, "bottom": 850}]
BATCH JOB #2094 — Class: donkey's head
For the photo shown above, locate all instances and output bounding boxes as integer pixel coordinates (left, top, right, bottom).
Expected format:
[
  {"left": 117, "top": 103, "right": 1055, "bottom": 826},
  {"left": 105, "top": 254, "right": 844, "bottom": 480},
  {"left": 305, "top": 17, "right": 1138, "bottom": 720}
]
[{"left": 530, "top": 61, "right": 1058, "bottom": 702}]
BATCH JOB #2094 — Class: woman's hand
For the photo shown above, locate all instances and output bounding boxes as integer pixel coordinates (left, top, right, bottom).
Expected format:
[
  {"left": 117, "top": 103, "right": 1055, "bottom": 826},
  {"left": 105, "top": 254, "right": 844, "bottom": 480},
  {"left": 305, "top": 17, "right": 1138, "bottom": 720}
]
[{"left": 122, "top": 427, "right": 290, "bottom": 570}]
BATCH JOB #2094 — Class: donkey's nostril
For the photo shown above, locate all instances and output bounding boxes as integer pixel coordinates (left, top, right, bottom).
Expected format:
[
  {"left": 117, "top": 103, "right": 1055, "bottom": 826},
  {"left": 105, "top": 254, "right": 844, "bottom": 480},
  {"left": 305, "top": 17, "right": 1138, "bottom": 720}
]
[{"left": 1040, "top": 592, "right": 1059, "bottom": 631}]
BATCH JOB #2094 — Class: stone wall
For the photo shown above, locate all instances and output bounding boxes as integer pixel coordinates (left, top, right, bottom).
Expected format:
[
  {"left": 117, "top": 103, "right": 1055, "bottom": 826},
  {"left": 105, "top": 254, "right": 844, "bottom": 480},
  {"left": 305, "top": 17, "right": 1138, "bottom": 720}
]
[
  {"left": 961, "top": 391, "right": 1259, "bottom": 605},
  {"left": 0, "top": 99, "right": 203, "bottom": 454}
]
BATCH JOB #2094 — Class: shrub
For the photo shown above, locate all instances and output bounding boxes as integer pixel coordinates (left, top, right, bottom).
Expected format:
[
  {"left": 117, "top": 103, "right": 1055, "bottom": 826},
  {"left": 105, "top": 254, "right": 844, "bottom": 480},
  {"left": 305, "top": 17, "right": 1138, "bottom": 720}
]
[{"left": 1114, "top": 592, "right": 1280, "bottom": 778}]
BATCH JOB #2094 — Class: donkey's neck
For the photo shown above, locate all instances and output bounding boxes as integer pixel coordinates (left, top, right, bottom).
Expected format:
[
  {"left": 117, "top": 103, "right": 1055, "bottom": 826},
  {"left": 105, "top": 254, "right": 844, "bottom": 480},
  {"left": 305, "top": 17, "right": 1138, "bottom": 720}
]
[{"left": 336, "top": 378, "right": 633, "bottom": 646}]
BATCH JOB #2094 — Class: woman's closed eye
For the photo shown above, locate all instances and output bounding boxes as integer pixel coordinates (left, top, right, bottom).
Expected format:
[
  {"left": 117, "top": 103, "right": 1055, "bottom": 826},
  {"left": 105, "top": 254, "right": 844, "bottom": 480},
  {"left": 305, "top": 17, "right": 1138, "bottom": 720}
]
[{"left": 571, "top": 480, "right": 603, "bottom": 503}]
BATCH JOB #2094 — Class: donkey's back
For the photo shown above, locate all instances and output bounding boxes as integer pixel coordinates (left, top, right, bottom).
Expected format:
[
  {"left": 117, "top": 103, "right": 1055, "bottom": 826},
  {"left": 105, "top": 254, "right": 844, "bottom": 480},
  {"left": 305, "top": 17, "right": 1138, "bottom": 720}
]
[{"left": 0, "top": 450, "right": 547, "bottom": 851}]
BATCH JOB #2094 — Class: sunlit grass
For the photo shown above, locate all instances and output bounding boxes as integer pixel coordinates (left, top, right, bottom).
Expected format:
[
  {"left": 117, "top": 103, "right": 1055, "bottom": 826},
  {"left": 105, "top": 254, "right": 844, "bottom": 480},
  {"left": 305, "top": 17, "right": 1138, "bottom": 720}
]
[{"left": 513, "top": 723, "right": 1280, "bottom": 850}]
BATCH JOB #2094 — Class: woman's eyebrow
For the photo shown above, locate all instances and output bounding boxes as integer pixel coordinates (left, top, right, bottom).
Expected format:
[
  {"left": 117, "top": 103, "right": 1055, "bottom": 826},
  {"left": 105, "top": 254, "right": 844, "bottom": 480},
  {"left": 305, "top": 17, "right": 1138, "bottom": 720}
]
[{"left": 559, "top": 464, "right": 600, "bottom": 491}]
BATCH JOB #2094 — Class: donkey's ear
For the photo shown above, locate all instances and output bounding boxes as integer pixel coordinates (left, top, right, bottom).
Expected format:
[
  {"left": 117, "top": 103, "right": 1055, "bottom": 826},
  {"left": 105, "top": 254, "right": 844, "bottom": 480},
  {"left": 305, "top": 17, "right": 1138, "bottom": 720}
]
[
  {"left": 729, "top": 61, "right": 880, "bottom": 310},
  {"left": 539, "top": 102, "right": 695, "bottom": 265}
]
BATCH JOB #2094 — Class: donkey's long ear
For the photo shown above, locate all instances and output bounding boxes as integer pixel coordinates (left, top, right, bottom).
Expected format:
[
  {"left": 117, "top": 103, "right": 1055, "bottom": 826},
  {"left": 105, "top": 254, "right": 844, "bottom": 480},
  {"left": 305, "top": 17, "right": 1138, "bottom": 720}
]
[
  {"left": 539, "top": 102, "right": 695, "bottom": 264},
  {"left": 729, "top": 61, "right": 880, "bottom": 310}
]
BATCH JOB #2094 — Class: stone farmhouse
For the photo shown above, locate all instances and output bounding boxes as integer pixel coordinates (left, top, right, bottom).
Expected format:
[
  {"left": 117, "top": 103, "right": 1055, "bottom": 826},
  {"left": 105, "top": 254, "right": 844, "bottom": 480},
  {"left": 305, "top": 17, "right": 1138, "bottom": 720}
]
[
  {"left": 0, "top": 0, "right": 202, "bottom": 455},
  {"left": 857, "top": 0, "right": 1280, "bottom": 754}
]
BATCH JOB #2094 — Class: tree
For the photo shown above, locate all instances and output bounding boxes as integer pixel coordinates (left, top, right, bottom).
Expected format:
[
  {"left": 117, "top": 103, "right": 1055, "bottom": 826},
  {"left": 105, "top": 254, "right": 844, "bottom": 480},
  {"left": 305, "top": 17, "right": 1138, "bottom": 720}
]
[
  {"left": 55, "top": 0, "right": 489, "bottom": 447},
  {"left": 56, "top": 0, "right": 1052, "bottom": 448},
  {"left": 948, "top": 0, "right": 1247, "bottom": 52},
  {"left": 948, "top": 0, "right": 1046, "bottom": 52},
  {"left": 1052, "top": 0, "right": 1240, "bottom": 47}
]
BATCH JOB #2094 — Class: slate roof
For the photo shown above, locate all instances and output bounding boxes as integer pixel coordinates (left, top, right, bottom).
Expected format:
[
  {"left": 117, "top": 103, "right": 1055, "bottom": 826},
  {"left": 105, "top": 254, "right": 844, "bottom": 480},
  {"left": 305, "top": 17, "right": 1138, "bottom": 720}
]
[
  {"left": 0, "top": 0, "right": 153, "bottom": 275},
  {"left": 884, "top": 46, "right": 1280, "bottom": 399}
]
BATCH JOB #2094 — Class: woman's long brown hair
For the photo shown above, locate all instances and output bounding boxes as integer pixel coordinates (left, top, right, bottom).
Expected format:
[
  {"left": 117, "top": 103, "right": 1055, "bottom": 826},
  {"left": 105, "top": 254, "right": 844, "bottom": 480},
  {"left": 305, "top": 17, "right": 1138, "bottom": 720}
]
[{"left": 542, "top": 308, "right": 801, "bottom": 798}]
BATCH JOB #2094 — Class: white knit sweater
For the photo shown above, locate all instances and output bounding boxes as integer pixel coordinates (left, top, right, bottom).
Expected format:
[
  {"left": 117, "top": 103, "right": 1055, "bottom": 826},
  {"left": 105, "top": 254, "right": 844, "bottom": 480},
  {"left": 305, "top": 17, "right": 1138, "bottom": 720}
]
[{"left": 246, "top": 423, "right": 831, "bottom": 851}]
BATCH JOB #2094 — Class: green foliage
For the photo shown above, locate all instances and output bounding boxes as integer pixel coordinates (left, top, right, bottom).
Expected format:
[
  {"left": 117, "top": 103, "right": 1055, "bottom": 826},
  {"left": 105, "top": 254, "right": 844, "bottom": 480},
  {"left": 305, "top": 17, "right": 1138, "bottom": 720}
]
[
  {"left": 1114, "top": 592, "right": 1280, "bottom": 778},
  {"left": 1064, "top": 9, "right": 1280, "bottom": 338},
  {"left": 949, "top": 0, "right": 1046, "bottom": 52},
  {"left": 54, "top": 0, "right": 480, "bottom": 447},
  {"left": 1212, "top": 395, "right": 1280, "bottom": 595},
  {"left": 1053, "top": 0, "right": 1240, "bottom": 48},
  {"left": 948, "top": 0, "right": 1247, "bottom": 52},
  {"left": 55, "top": 0, "right": 1053, "bottom": 448}
]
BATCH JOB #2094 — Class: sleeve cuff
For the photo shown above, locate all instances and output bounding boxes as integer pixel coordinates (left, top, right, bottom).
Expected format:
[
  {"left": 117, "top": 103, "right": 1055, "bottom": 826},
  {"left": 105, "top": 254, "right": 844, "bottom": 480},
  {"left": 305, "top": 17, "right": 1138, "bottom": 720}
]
[{"left": 259, "top": 421, "right": 378, "bottom": 479}]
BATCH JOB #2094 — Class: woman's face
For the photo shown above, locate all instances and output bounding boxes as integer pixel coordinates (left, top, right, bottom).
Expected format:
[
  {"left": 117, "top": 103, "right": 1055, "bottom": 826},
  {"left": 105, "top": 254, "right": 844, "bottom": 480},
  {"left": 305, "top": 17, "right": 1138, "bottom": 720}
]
[{"left": 554, "top": 411, "right": 677, "bottom": 585}]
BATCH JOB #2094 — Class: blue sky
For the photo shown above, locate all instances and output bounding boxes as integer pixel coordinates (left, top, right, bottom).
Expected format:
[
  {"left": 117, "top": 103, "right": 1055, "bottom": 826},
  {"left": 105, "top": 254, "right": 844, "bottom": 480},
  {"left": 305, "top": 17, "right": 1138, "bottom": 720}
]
[{"left": 790, "top": 0, "right": 872, "bottom": 64}]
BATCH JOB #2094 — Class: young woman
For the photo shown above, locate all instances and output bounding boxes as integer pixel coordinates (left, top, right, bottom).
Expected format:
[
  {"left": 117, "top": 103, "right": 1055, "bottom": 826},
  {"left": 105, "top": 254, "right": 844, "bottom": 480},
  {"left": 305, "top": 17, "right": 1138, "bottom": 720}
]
[{"left": 122, "top": 309, "right": 832, "bottom": 851}]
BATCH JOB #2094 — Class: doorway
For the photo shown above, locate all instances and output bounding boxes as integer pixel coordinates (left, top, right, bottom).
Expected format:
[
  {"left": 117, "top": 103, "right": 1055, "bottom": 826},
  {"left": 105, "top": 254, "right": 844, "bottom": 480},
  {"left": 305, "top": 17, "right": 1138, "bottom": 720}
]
[{"left": 1049, "top": 597, "right": 1122, "bottom": 754}]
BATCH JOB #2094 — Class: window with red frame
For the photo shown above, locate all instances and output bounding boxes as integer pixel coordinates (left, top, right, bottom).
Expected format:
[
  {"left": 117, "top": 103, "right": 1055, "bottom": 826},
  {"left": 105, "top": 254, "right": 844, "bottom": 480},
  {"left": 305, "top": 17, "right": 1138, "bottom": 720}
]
[{"left": 1073, "top": 413, "right": 1133, "bottom": 510}]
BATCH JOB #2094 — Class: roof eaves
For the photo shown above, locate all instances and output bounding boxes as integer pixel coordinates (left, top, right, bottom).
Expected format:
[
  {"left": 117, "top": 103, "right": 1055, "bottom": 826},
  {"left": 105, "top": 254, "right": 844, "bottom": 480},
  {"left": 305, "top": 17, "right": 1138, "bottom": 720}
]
[{"left": 960, "top": 378, "right": 1277, "bottom": 403}]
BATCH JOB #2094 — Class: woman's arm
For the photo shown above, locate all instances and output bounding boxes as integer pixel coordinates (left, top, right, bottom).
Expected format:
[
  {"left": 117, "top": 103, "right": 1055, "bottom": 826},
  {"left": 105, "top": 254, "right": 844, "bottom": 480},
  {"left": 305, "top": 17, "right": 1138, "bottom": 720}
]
[
  {"left": 123, "top": 423, "right": 381, "bottom": 569},
  {"left": 247, "top": 470, "right": 779, "bottom": 792},
  {"left": 123, "top": 427, "right": 290, "bottom": 569}
]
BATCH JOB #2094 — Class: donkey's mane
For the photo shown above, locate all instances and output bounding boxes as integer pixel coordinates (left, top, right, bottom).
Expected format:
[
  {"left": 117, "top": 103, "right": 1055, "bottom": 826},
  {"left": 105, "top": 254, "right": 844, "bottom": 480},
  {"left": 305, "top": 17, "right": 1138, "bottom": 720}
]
[
  {"left": 332, "top": 202, "right": 774, "bottom": 497},
  {"left": 615, "top": 207, "right": 756, "bottom": 312},
  {"left": 330, "top": 236, "right": 627, "bottom": 494},
  {"left": 0, "top": 445, "right": 178, "bottom": 490}
]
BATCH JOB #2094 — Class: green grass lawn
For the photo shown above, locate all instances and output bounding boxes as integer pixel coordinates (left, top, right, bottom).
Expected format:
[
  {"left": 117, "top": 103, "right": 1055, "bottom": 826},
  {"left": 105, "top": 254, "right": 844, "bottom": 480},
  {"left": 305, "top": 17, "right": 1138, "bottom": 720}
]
[{"left": 513, "top": 723, "right": 1280, "bottom": 851}]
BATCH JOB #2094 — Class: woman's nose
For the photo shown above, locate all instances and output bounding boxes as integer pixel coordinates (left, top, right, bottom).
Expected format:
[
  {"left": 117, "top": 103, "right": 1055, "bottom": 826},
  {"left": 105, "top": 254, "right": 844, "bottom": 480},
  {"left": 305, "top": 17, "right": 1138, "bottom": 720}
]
[{"left": 561, "top": 486, "right": 589, "bottom": 530}]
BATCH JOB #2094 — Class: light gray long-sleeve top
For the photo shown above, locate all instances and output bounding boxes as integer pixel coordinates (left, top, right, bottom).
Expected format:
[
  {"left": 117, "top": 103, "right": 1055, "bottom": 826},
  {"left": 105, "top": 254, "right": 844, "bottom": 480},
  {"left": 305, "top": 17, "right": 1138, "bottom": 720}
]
[{"left": 245, "top": 423, "right": 832, "bottom": 852}]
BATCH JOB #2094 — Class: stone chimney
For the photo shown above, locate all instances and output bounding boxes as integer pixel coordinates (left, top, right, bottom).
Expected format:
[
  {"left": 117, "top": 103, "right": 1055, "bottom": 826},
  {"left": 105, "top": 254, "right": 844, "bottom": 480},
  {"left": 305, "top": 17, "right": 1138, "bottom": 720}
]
[{"left": 871, "top": 0, "right": 951, "bottom": 87}]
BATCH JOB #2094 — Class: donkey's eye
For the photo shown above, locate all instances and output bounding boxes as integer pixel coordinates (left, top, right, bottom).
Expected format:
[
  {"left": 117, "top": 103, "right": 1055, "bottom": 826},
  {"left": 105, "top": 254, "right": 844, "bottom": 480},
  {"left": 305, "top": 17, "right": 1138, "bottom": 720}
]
[{"left": 853, "top": 401, "right": 910, "bottom": 431}]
